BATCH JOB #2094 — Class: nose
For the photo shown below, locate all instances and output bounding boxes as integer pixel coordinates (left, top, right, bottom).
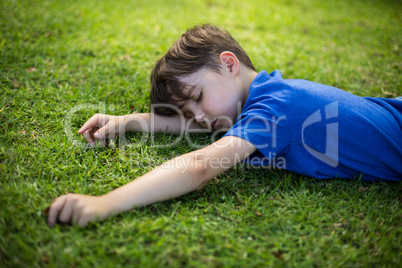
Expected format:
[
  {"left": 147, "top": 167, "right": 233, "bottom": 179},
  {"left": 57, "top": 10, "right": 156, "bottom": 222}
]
[
  {"left": 194, "top": 114, "right": 205, "bottom": 123},
  {"left": 193, "top": 107, "right": 205, "bottom": 124},
  {"left": 187, "top": 102, "right": 206, "bottom": 124}
]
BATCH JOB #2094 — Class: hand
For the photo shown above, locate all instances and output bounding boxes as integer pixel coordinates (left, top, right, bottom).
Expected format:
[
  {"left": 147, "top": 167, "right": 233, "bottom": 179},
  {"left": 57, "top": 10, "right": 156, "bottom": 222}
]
[
  {"left": 47, "top": 193, "right": 113, "bottom": 227},
  {"left": 78, "top": 114, "right": 126, "bottom": 147}
]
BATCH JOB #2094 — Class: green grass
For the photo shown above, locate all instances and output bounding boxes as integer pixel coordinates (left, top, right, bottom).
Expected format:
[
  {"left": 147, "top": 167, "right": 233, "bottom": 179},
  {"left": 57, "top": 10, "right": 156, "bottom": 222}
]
[{"left": 1, "top": 0, "right": 401, "bottom": 266}]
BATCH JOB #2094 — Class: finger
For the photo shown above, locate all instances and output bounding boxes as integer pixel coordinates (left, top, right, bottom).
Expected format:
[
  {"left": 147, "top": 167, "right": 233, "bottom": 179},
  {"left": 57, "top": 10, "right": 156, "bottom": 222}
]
[
  {"left": 72, "top": 203, "right": 84, "bottom": 225},
  {"left": 78, "top": 114, "right": 108, "bottom": 134},
  {"left": 77, "top": 212, "right": 94, "bottom": 227},
  {"left": 48, "top": 195, "right": 68, "bottom": 226},
  {"left": 94, "top": 116, "right": 117, "bottom": 140},
  {"left": 93, "top": 124, "right": 108, "bottom": 140},
  {"left": 58, "top": 195, "right": 78, "bottom": 224},
  {"left": 83, "top": 128, "right": 95, "bottom": 146},
  {"left": 78, "top": 116, "right": 96, "bottom": 134},
  {"left": 78, "top": 114, "right": 100, "bottom": 134},
  {"left": 92, "top": 125, "right": 108, "bottom": 147}
]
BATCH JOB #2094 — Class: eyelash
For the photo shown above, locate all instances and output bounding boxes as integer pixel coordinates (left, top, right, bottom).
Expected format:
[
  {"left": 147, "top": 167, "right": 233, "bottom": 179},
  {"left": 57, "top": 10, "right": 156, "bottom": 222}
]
[{"left": 196, "top": 91, "right": 203, "bottom": 103}]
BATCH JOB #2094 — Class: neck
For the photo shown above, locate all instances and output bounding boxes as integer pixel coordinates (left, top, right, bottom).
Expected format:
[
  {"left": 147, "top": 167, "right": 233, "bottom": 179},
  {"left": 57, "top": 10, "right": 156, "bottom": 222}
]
[{"left": 239, "top": 66, "right": 258, "bottom": 101}]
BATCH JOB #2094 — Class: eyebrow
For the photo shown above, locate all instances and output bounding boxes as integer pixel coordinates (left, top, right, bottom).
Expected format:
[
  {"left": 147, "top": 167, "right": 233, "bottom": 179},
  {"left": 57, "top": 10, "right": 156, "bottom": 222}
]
[
  {"left": 175, "top": 84, "right": 198, "bottom": 110},
  {"left": 176, "top": 98, "right": 186, "bottom": 110}
]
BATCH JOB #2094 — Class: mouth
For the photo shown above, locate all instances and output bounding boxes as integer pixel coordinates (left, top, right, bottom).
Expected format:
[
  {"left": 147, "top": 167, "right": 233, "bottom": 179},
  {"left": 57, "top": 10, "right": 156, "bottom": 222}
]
[{"left": 211, "top": 119, "right": 217, "bottom": 129}]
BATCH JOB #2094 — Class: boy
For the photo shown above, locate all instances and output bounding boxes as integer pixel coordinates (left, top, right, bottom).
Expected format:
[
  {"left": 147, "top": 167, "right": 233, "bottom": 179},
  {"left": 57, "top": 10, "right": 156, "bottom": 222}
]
[{"left": 47, "top": 24, "right": 402, "bottom": 227}]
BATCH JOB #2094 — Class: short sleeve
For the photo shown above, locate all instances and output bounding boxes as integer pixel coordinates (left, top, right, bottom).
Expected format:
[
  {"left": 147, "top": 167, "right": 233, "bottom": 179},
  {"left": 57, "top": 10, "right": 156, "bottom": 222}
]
[{"left": 223, "top": 70, "right": 292, "bottom": 165}]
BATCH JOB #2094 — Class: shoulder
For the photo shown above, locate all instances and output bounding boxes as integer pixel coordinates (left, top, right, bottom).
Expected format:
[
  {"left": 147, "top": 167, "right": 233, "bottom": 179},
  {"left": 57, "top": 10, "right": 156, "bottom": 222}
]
[
  {"left": 248, "top": 70, "right": 284, "bottom": 96},
  {"left": 242, "top": 70, "right": 294, "bottom": 118}
]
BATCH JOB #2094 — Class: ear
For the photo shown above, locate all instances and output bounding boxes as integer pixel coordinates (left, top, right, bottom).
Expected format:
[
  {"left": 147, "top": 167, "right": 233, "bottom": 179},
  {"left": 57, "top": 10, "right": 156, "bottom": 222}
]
[{"left": 219, "top": 51, "right": 240, "bottom": 75}]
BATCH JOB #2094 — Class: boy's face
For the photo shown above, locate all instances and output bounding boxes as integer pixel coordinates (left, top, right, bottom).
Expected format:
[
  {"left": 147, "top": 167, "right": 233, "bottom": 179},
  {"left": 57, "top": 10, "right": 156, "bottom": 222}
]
[{"left": 176, "top": 67, "right": 248, "bottom": 130}]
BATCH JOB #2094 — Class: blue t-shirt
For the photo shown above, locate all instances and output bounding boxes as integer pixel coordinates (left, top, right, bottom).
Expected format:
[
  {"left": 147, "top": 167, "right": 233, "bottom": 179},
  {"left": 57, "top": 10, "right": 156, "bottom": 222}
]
[{"left": 224, "top": 70, "right": 402, "bottom": 181}]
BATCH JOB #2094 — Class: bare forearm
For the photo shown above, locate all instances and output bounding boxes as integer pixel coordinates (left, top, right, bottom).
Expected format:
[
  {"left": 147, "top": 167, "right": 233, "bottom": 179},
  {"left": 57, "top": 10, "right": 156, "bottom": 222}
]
[
  {"left": 125, "top": 113, "right": 204, "bottom": 134},
  {"left": 47, "top": 153, "right": 208, "bottom": 227},
  {"left": 102, "top": 136, "right": 257, "bottom": 214},
  {"left": 103, "top": 153, "right": 207, "bottom": 213},
  {"left": 47, "top": 136, "right": 256, "bottom": 227}
]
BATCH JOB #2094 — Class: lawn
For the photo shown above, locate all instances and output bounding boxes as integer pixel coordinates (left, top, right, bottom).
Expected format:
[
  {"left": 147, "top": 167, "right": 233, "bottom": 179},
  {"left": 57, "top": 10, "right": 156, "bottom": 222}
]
[{"left": 0, "top": 0, "right": 401, "bottom": 267}]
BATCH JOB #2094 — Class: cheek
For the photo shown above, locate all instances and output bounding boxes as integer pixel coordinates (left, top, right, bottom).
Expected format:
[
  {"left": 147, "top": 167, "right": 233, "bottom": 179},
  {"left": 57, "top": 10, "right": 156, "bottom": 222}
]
[
  {"left": 207, "top": 102, "right": 235, "bottom": 119},
  {"left": 204, "top": 90, "right": 238, "bottom": 116}
]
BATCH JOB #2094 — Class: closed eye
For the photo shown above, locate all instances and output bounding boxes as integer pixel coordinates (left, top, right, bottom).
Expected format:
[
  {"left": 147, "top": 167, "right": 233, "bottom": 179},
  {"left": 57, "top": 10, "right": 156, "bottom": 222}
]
[
  {"left": 183, "top": 111, "right": 193, "bottom": 118},
  {"left": 196, "top": 91, "right": 203, "bottom": 103}
]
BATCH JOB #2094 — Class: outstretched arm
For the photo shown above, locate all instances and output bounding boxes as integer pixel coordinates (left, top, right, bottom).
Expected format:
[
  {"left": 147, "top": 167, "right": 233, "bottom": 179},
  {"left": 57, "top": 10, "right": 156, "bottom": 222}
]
[
  {"left": 79, "top": 113, "right": 205, "bottom": 146},
  {"left": 47, "top": 135, "right": 256, "bottom": 227}
]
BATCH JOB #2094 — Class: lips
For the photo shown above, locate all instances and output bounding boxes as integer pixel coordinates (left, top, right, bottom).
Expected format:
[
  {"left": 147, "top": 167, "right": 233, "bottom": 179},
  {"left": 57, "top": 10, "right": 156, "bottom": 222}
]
[
  {"left": 211, "top": 119, "right": 217, "bottom": 129},
  {"left": 199, "top": 118, "right": 217, "bottom": 129}
]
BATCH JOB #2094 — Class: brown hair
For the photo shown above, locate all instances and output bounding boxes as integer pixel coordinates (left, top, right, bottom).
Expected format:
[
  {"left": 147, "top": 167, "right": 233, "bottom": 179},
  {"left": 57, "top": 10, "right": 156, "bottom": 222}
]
[{"left": 150, "top": 24, "right": 255, "bottom": 116}]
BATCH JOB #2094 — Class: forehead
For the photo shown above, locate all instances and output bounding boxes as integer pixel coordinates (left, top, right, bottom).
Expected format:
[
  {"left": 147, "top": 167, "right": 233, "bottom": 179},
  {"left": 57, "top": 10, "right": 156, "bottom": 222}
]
[
  {"left": 178, "top": 69, "right": 203, "bottom": 87},
  {"left": 169, "top": 70, "right": 203, "bottom": 103},
  {"left": 166, "top": 75, "right": 198, "bottom": 109}
]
